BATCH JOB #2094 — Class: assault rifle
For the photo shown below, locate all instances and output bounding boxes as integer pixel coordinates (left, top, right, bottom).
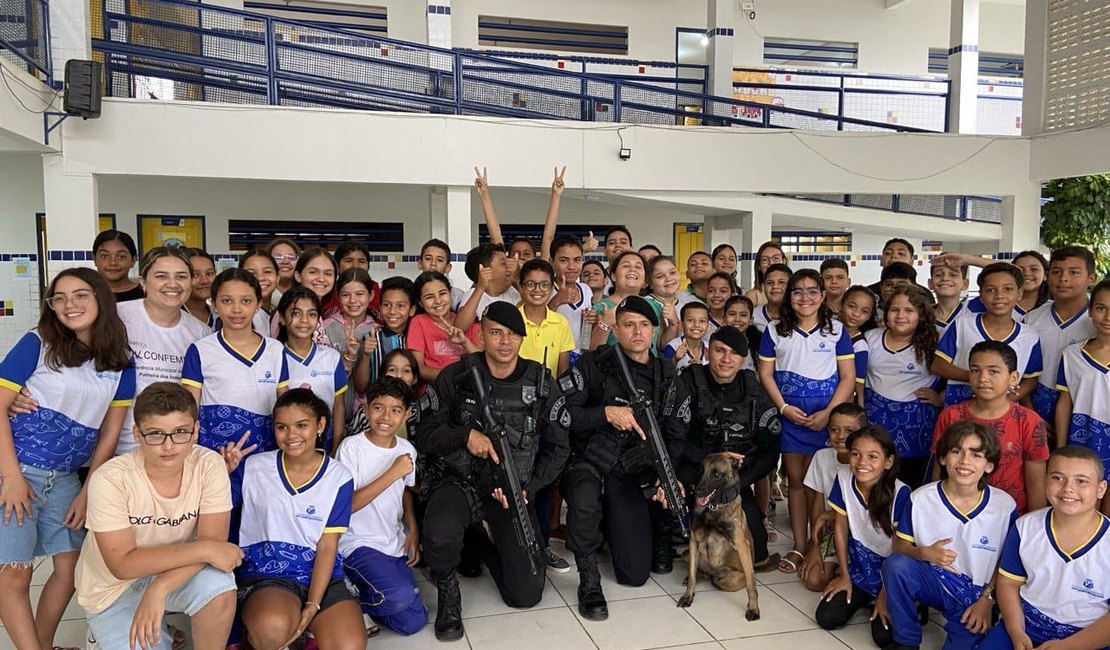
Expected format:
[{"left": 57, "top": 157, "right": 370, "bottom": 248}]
[
  {"left": 613, "top": 345, "right": 690, "bottom": 538},
  {"left": 467, "top": 365, "right": 541, "bottom": 575}
]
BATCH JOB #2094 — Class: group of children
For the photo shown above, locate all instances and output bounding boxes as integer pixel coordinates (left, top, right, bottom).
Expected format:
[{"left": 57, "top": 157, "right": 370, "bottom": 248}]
[{"left": 1, "top": 203, "right": 1110, "bottom": 650}]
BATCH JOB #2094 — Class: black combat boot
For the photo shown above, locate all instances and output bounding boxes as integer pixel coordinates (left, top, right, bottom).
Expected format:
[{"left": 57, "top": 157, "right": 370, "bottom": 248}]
[
  {"left": 433, "top": 570, "right": 464, "bottom": 641},
  {"left": 651, "top": 517, "right": 674, "bottom": 574},
  {"left": 576, "top": 553, "right": 608, "bottom": 621}
]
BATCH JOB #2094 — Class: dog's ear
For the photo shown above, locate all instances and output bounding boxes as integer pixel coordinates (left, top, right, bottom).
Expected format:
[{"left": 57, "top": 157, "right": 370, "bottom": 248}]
[{"left": 730, "top": 456, "right": 744, "bottom": 472}]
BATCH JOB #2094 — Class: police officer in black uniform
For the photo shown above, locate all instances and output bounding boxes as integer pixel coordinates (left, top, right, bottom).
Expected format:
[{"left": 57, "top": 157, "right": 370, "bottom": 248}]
[
  {"left": 662, "top": 326, "right": 782, "bottom": 569},
  {"left": 560, "top": 295, "right": 682, "bottom": 621},
  {"left": 414, "top": 302, "right": 570, "bottom": 641}
]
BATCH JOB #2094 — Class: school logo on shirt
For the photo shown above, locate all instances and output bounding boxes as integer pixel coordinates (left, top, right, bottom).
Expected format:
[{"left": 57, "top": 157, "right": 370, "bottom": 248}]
[
  {"left": 971, "top": 535, "right": 997, "bottom": 553},
  {"left": 296, "top": 505, "right": 323, "bottom": 522},
  {"left": 260, "top": 370, "right": 276, "bottom": 385},
  {"left": 1073, "top": 578, "right": 1104, "bottom": 599}
]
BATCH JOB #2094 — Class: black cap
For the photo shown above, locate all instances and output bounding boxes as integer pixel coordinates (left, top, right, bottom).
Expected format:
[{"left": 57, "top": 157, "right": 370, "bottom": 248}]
[
  {"left": 482, "top": 301, "right": 527, "bottom": 337},
  {"left": 615, "top": 295, "right": 659, "bottom": 326},
  {"left": 710, "top": 326, "right": 749, "bottom": 356}
]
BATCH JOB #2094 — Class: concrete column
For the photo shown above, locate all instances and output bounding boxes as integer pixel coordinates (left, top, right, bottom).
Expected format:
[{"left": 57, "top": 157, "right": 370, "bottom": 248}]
[
  {"left": 703, "top": 213, "right": 743, "bottom": 254},
  {"left": 739, "top": 208, "right": 772, "bottom": 290},
  {"left": 705, "top": 0, "right": 735, "bottom": 100},
  {"left": 428, "top": 185, "right": 472, "bottom": 287},
  {"left": 42, "top": 153, "right": 98, "bottom": 277},
  {"left": 946, "top": 0, "right": 980, "bottom": 133},
  {"left": 426, "top": 0, "right": 452, "bottom": 49},
  {"left": 1022, "top": 0, "right": 1048, "bottom": 136},
  {"left": 999, "top": 183, "right": 1043, "bottom": 255},
  {"left": 49, "top": 0, "right": 92, "bottom": 82}
]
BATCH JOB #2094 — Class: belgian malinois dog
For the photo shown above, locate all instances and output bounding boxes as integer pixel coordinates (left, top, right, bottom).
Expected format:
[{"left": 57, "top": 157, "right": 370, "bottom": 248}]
[{"left": 676, "top": 453, "right": 760, "bottom": 621}]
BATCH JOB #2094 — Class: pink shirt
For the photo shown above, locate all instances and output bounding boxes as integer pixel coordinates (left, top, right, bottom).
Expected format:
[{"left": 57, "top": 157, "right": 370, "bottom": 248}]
[{"left": 406, "top": 314, "right": 481, "bottom": 370}]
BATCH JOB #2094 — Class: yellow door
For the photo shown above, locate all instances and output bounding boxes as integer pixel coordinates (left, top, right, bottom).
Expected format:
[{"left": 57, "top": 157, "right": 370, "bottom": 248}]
[{"left": 673, "top": 223, "right": 704, "bottom": 290}]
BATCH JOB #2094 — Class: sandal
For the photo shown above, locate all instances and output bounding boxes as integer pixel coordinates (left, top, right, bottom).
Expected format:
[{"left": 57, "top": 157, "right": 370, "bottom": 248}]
[
  {"left": 764, "top": 519, "right": 778, "bottom": 542},
  {"left": 367, "top": 624, "right": 381, "bottom": 638},
  {"left": 168, "top": 624, "right": 187, "bottom": 650},
  {"left": 778, "top": 549, "right": 804, "bottom": 574}
]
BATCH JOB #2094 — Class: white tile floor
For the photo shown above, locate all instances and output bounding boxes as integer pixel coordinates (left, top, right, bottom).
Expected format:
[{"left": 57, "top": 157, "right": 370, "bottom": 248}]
[{"left": 1, "top": 512, "right": 948, "bottom": 650}]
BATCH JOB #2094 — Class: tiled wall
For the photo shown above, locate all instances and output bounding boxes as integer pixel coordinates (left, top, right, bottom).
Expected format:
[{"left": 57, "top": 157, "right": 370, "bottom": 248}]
[{"left": 0, "top": 254, "right": 42, "bottom": 353}]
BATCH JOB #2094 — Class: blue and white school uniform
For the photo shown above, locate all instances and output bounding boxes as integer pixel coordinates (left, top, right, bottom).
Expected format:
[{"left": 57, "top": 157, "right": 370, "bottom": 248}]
[
  {"left": 758, "top": 319, "right": 854, "bottom": 454},
  {"left": 284, "top": 343, "right": 348, "bottom": 451},
  {"left": 967, "top": 295, "right": 1028, "bottom": 322},
  {"left": 663, "top": 335, "right": 708, "bottom": 371},
  {"left": 826, "top": 467, "right": 911, "bottom": 596},
  {"left": 934, "top": 300, "right": 967, "bottom": 337},
  {"left": 752, "top": 305, "right": 774, "bottom": 334},
  {"left": 986, "top": 508, "right": 1110, "bottom": 647},
  {"left": 0, "top": 332, "right": 136, "bottom": 563},
  {"left": 1057, "top": 342, "right": 1110, "bottom": 481},
  {"left": 884, "top": 482, "right": 1016, "bottom": 649},
  {"left": 555, "top": 280, "right": 594, "bottom": 364},
  {"left": 182, "top": 331, "right": 289, "bottom": 454},
  {"left": 235, "top": 450, "right": 354, "bottom": 586},
  {"left": 934, "top": 314, "right": 1043, "bottom": 406},
  {"left": 856, "top": 328, "right": 940, "bottom": 459},
  {"left": 1023, "top": 302, "right": 1093, "bottom": 423},
  {"left": 0, "top": 332, "right": 136, "bottom": 473}
]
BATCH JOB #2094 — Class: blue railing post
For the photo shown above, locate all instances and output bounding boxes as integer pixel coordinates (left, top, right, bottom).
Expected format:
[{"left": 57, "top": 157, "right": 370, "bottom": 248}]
[
  {"left": 264, "top": 17, "right": 278, "bottom": 104},
  {"left": 612, "top": 79, "right": 621, "bottom": 123},
  {"left": 580, "top": 75, "right": 588, "bottom": 120},
  {"left": 837, "top": 76, "right": 845, "bottom": 131},
  {"left": 452, "top": 51, "right": 462, "bottom": 114},
  {"left": 892, "top": 195, "right": 901, "bottom": 213},
  {"left": 958, "top": 196, "right": 969, "bottom": 221}
]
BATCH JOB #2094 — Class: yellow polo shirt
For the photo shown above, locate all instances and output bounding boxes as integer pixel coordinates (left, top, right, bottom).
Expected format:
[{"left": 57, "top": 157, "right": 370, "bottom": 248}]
[{"left": 518, "top": 306, "right": 575, "bottom": 377}]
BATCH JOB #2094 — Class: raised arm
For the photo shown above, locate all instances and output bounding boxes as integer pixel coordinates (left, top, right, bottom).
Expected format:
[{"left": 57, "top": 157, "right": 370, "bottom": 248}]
[
  {"left": 474, "top": 166, "right": 503, "bottom": 247},
  {"left": 539, "top": 166, "right": 565, "bottom": 261}
]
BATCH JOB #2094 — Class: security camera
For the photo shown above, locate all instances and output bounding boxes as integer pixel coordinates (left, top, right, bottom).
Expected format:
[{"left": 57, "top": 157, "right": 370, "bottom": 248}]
[{"left": 619, "top": 148, "right": 632, "bottom": 160}]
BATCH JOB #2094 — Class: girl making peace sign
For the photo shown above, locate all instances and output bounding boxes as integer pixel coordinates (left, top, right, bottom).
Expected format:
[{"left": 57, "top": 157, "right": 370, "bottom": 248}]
[{"left": 406, "top": 271, "right": 481, "bottom": 384}]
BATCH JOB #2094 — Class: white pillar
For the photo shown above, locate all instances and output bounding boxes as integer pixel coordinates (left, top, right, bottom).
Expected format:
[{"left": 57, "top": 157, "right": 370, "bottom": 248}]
[
  {"left": 704, "top": 213, "right": 743, "bottom": 253},
  {"left": 49, "top": 0, "right": 92, "bottom": 82},
  {"left": 428, "top": 185, "right": 472, "bottom": 288},
  {"left": 705, "top": 0, "right": 735, "bottom": 100},
  {"left": 1022, "top": 0, "right": 1048, "bottom": 136},
  {"left": 946, "top": 0, "right": 980, "bottom": 134},
  {"left": 739, "top": 208, "right": 772, "bottom": 290},
  {"left": 426, "top": 0, "right": 452, "bottom": 48},
  {"left": 42, "top": 153, "right": 98, "bottom": 277},
  {"left": 999, "top": 183, "right": 1043, "bottom": 255}
]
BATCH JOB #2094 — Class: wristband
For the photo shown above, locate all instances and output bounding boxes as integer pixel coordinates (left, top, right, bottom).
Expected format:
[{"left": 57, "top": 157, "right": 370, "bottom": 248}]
[
  {"left": 778, "top": 403, "right": 788, "bottom": 414},
  {"left": 597, "top": 322, "right": 612, "bottom": 332},
  {"left": 305, "top": 601, "right": 321, "bottom": 611}
]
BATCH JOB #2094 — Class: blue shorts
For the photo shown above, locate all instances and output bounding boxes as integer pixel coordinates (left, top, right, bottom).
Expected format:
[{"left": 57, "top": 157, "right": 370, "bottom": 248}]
[
  {"left": 0, "top": 464, "right": 84, "bottom": 565},
  {"left": 343, "top": 546, "right": 427, "bottom": 636},
  {"left": 87, "top": 566, "right": 235, "bottom": 650}
]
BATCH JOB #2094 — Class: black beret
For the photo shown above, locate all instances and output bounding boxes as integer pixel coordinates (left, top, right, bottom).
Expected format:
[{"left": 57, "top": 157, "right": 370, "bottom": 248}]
[
  {"left": 710, "top": 326, "right": 749, "bottom": 356},
  {"left": 482, "top": 301, "right": 527, "bottom": 337},
  {"left": 615, "top": 295, "right": 659, "bottom": 327}
]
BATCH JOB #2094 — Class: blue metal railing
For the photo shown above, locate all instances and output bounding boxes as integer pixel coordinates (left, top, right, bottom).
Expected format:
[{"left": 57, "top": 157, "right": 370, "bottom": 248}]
[
  {"left": 93, "top": 0, "right": 931, "bottom": 132},
  {"left": 0, "top": 0, "right": 52, "bottom": 83},
  {"left": 773, "top": 193, "right": 1003, "bottom": 224}
]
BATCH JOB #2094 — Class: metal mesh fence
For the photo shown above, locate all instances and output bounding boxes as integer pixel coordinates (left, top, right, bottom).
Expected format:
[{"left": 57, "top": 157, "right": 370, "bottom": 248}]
[{"left": 0, "top": 0, "right": 50, "bottom": 79}]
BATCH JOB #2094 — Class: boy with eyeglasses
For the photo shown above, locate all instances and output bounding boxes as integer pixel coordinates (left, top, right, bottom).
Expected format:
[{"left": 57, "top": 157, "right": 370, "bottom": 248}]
[{"left": 76, "top": 381, "right": 243, "bottom": 650}]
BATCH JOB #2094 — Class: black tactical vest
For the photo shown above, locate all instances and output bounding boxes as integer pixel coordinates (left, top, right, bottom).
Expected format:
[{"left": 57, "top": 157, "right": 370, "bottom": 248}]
[{"left": 689, "top": 365, "right": 759, "bottom": 455}]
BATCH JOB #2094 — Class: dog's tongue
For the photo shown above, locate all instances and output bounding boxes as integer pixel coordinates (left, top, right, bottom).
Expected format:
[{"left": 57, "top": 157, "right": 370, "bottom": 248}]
[{"left": 696, "top": 490, "right": 715, "bottom": 508}]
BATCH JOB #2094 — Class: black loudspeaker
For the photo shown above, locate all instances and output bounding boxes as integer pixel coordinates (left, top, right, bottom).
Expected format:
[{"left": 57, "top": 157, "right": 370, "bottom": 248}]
[{"left": 63, "top": 59, "right": 103, "bottom": 119}]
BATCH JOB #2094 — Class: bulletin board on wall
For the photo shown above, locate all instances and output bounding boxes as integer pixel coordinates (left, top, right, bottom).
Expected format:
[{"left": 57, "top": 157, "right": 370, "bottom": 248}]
[{"left": 137, "top": 215, "right": 206, "bottom": 253}]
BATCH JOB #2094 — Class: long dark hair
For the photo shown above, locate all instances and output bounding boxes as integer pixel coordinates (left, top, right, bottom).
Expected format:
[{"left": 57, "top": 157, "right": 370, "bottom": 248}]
[
  {"left": 39, "top": 268, "right": 131, "bottom": 371},
  {"left": 753, "top": 241, "right": 786, "bottom": 289},
  {"left": 413, "top": 271, "right": 452, "bottom": 315},
  {"left": 841, "top": 285, "right": 879, "bottom": 335},
  {"left": 775, "top": 269, "right": 834, "bottom": 337},
  {"left": 1013, "top": 250, "right": 1050, "bottom": 309},
  {"left": 846, "top": 425, "right": 900, "bottom": 537},
  {"left": 884, "top": 286, "right": 938, "bottom": 365},
  {"left": 276, "top": 286, "right": 322, "bottom": 344}
]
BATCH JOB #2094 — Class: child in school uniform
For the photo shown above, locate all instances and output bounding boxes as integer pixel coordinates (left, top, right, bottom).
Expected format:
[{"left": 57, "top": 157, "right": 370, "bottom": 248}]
[
  {"left": 704, "top": 272, "right": 734, "bottom": 333},
  {"left": 933, "top": 341, "right": 1050, "bottom": 514},
  {"left": 978, "top": 445, "right": 1110, "bottom": 649},
  {"left": 1055, "top": 278, "right": 1110, "bottom": 514},
  {"left": 0, "top": 268, "right": 135, "bottom": 650},
  {"left": 228, "top": 389, "right": 366, "bottom": 650},
  {"left": 857, "top": 287, "right": 943, "bottom": 489},
  {"left": 800, "top": 403, "right": 866, "bottom": 592},
  {"left": 358, "top": 276, "right": 415, "bottom": 390},
  {"left": 320, "top": 269, "right": 378, "bottom": 433},
  {"left": 815, "top": 425, "right": 909, "bottom": 648},
  {"left": 183, "top": 269, "right": 289, "bottom": 454},
  {"left": 279, "top": 287, "right": 348, "bottom": 455},
  {"left": 1024, "top": 246, "right": 1097, "bottom": 425},
  {"left": 883, "top": 420, "right": 1017, "bottom": 650},
  {"left": 751, "top": 263, "right": 791, "bottom": 334},
  {"left": 724, "top": 295, "right": 761, "bottom": 372},
  {"left": 840, "top": 285, "right": 879, "bottom": 341},
  {"left": 758, "top": 268, "right": 857, "bottom": 574},
  {"left": 269, "top": 248, "right": 337, "bottom": 339},
  {"left": 337, "top": 377, "right": 428, "bottom": 636},
  {"left": 932, "top": 263, "right": 1043, "bottom": 406},
  {"left": 928, "top": 261, "right": 970, "bottom": 337},
  {"left": 664, "top": 302, "right": 711, "bottom": 371}
]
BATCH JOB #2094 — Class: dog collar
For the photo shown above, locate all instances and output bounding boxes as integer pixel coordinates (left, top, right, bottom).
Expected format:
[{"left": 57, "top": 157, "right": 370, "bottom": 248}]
[{"left": 705, "top": 481, "right": 743, "bottom": 510}]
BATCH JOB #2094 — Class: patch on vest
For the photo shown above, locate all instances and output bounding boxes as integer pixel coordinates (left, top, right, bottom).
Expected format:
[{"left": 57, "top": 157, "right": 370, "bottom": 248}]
[
  {"left": 758, "top": 407, "right": 781, "bottom": 435},
  {"left": 572, "top": 367, "right": 585, "bottom": 391},
  {"left": 676, "top": 396, "right": 692, "bottom": 424},
  {"left": 522, "top": 386, "right": 536, "bottom": 405},
  {"left": 558, "top": 375, "right": 575, "bottom": 393},
  {"left": 560, "top": 410, "right": 571, "bottom": 428},
  {"left": 549, "top": 396, "right": 566, "bottom": 422}
]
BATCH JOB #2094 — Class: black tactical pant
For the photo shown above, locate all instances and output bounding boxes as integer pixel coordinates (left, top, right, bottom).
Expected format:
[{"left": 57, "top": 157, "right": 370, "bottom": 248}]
[
  {"left": 422, "top": 481, "right": 545, "bottom": 608},
  {"left": 563, "top": 461, "right": 661, "bottom": 587},
  {"left": 678, "top": 462, "right": 770, "bottom": 564}
]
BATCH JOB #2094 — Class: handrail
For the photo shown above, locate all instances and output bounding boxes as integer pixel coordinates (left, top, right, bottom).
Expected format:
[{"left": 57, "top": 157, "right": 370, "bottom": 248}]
[
  {"left": 93, "top": 0, "right": 933, "bottom": 132},
  {"left": 0, "top": 0, "right": 52, "bottom": 83}
]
